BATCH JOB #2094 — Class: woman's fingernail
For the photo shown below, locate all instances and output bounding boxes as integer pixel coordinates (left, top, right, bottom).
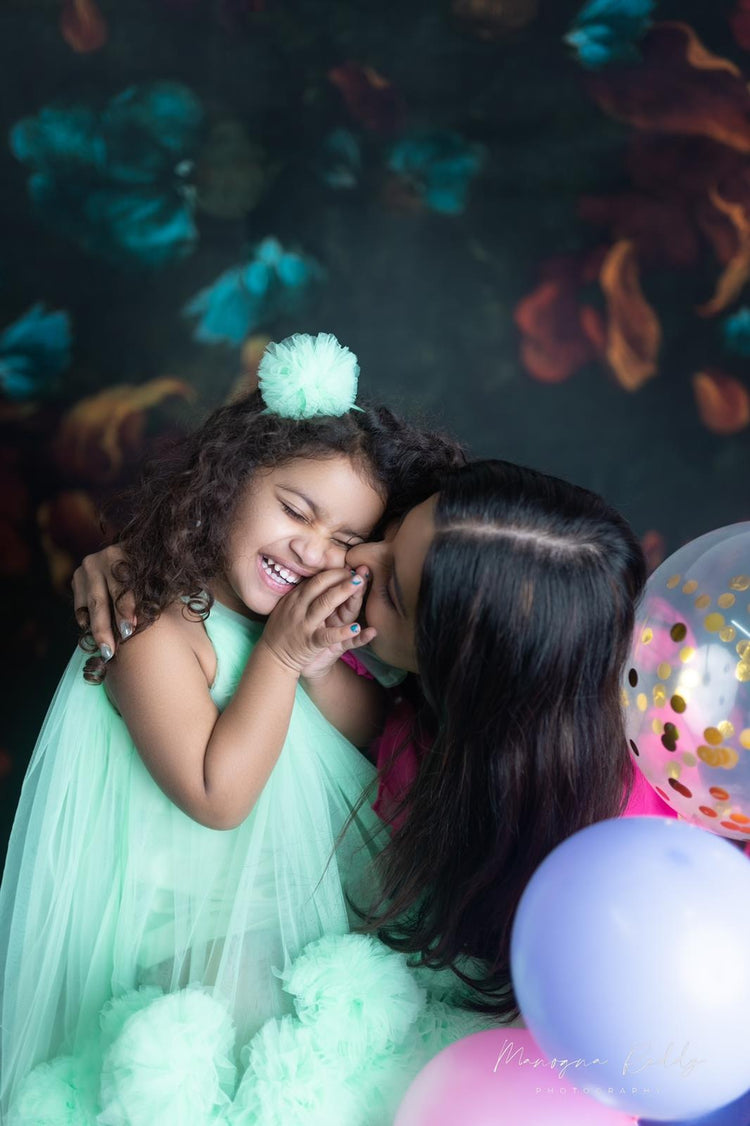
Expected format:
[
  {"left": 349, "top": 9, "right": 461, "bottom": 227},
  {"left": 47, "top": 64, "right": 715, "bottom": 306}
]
[
  {"left": 352, "top": 577, "right": 362, "bottom": 585},
  {"left": 119, "top": 621, "right": 134, "bottom": 640},
  {"left": 100, "top": 644, "right": 114, "bottom": 662},
  {"left": 350, "top": 624, "right": 360, "bottom": 633}
]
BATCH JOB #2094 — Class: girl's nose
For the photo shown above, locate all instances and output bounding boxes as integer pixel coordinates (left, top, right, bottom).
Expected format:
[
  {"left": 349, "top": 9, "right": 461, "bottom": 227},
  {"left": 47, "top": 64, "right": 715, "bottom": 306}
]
[{"left": 290, "top": 533, "right": 343, "bottom": 571}]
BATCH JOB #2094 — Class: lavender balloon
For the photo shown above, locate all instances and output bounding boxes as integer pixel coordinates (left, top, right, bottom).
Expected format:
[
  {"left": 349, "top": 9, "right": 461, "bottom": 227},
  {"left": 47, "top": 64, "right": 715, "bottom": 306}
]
[
  {"left": 510, "top": 818, "right": 750, "bottom": 1121},
  {"left": 639, "top": 1085, "right": 750, "bottom": 1125}
]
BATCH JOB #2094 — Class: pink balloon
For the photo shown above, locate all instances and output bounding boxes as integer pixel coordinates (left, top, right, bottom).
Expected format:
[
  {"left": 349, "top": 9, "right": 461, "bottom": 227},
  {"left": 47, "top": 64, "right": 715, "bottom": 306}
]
[{"left": 395, "top": 1028, "right": 638, "bottom": 1126}]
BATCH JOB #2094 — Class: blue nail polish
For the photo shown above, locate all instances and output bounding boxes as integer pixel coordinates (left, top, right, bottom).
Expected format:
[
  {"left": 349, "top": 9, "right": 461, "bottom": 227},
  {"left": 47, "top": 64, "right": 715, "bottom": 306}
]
[
  {"left": 119, "top": 621, "right": 134, "bottom": 640},
  {"left": 352, "top": 577, "right": 362, "bottom": 585},
  {"left": 350, "top": 624, "right": 360, "bottom": 633}
]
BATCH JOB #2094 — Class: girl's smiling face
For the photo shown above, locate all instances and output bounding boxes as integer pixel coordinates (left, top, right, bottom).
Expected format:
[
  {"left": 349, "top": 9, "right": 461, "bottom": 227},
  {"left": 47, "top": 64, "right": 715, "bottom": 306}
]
[
  {"left": 346, "top": 495, "right": 437, "bottom": 674},
  {"left": 214, "top": 455, "right": 385, "bottom": 618}
]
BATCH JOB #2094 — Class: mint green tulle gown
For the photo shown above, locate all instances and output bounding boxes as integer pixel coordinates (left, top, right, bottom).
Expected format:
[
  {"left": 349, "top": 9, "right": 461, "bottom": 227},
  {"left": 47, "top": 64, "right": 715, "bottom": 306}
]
[
  {"left": 0, "top": 601, "right": 405, "bottom": 1120},
  {"left": 2, "top": 601, "right": 500, "bottom": 1125}
]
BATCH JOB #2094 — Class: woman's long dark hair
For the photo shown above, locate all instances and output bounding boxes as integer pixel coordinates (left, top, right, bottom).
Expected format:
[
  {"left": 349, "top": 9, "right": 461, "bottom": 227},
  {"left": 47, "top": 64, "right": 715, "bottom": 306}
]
[
  {"left": 81, "top": 391, "right": 465, "bottom": 678},
  {"left": 366, "top": 459, "right": 647, "bottom": 1019}
]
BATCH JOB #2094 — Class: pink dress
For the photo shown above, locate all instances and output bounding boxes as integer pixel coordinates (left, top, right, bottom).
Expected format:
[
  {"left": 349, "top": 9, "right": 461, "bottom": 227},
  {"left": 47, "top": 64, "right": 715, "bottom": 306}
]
[{"left": 340, "top": 655, "right": 678, "bottom": 830}]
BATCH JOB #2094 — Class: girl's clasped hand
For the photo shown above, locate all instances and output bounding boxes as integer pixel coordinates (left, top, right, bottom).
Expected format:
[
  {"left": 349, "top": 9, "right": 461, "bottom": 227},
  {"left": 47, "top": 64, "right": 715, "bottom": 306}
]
[{"left": 259, "top": 564, "right": 374, "bottom": 680}]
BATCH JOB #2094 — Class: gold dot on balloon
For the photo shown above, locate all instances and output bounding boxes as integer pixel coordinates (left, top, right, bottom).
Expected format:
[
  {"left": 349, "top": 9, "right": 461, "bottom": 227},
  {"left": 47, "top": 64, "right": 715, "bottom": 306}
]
[
  {"left": 699, "top": 806, "right": 718, "bottom": 818},
  {"left": 653, "top": 685, "right": 667, "bottom": 706},
  {"left": 729, "top": 812, "right": 750, "bottom": 825},
  {"left": 629, "top": 739, "right": 640, "bottom": 758},
  {"left": 636, "top": 693, "right": 648, "bottom": 712},
  {"left": 698, "top": 745, "right": 739, "bottom": 769},
  {"left": 729, "top": 575, "right": 750, "bottom": 591},
  {"left": 704, "top": 727, "right": 723, "bottom": 745},
  {"left": 681, "top": 752, "right": 697, "bottom": 767},
  {"left": 719, "top": 627, "right": 736, "bottom": 643},
  {"left": 718, "top": 593, "right": 736, "bottom": 609},
  {"left": 657, "top": 662, "right": 672, "bottom": 680},
  {"left": 628, "top": 668, "right": 638, "bottom": 687},
  {"left": 694, "top": 594, "right": 711, "bottom": 610},
  {"left": 621, "top": 689, "right": 630, "bottom": 708},
  {"left": 669, "top": 778, "right": 692, "bottom": 798},
  {"left": 720, "top": 820, "right": 742, "bottom": 832},
  {"left": 666, "top": 574, "right": 681, "bottom": 589},
  {"left": 737, "top": 641, "right": 750, "bottom": 660},
  {"left": 704, "top": 613, "right": 725, "bottom": 633},
  {"left": 736, "top": 662, "right": 750, "bottom": 683},
  {"left": 710, "top": 786, "right": 730, "bottom": 801},
  {"left": 667, "top": 764, "right": 680, "bottom": 779},
  {"left": 652, "top": 718, "right": 663, "bottom": 734},
  {"left": 670, "top": 623, "right": 688, "bottom": 642},
  {"left": 641, "top": 627, "right": 654, "bottom": 645},
  {"left": 680, "top": 646, "right": 695, "bottom": 663},
  {"left": 682, "top": 580, "right": 699, "bottom": 595},
  {"left": 718, "top": 720, "right": 735, "bottom": 739},
  {"left": 670, "top": 694, "right": 687, "bottom": 713},
  {"left": 740, "top": 729, "right": 750, "bottom": 750}
]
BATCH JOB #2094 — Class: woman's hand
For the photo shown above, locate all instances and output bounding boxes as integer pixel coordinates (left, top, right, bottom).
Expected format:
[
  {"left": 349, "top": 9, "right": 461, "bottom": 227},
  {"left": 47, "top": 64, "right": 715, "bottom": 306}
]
[
  {"left": 71, "top": 546, "right": 136, "bottom": 660},
  {"left": 260, "top": 566, "right": 375, "bottom": 679}
]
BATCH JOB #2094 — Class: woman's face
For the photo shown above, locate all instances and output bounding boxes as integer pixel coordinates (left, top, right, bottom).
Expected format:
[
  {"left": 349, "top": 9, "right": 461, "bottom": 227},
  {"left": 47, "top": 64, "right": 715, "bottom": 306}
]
[{"left": 346, "top": 495, "right": 437, "bottom": 674}]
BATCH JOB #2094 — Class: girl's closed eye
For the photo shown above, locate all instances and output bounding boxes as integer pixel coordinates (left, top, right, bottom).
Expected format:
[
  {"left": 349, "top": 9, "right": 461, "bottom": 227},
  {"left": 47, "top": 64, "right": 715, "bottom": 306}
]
[{"left": 281, "top": 502, "right": 306, "bottom": 523}]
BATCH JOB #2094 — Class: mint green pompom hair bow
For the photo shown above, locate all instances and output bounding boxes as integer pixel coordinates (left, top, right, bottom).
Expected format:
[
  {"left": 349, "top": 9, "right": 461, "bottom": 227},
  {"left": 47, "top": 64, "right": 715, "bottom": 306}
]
[{"left": 258, "top": 332, "right": 362, "bottom": 419}]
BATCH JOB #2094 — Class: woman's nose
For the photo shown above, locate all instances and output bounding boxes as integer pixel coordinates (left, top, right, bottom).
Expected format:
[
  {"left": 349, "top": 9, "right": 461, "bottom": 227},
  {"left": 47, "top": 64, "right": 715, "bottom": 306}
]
[{"left": 346, "top": 539, "right": 388, "bottom": 572}]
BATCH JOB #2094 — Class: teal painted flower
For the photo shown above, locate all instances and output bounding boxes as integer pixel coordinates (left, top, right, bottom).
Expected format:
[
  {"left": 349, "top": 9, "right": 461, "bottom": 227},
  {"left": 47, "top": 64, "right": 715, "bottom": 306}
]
[
  {"left": 183, "top": 238, "right": 324, "bottom": 346},
  {"left": 565, "top": 0, "right": 655, "bottom": 70},
  {"left": 387, "top": 131, "right": 485, "bottom": 215},
  {"left": 0, "top": 304, "right": 71, "bottom": 400},
  {"left": 10, "top": 83, "right": 205, "bottom": 267},
  {"left": 723, "top": 307, "right": 750, "bottom": 358}
]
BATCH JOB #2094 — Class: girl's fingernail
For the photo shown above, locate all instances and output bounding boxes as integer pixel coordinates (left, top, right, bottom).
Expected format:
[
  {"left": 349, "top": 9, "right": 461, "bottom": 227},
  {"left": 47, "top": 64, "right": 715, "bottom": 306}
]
[
  {"left": 350, "top": 624, "right": 360, "bottom": 633},
  {"left": 119, "top": 621, "right": 134, "bottom": 640},
  {"left": 352, "top": 577, "right": 362, "bottom": 585},
  {"left": 100, "top": 644, "right": 114, "bottom": 661}
]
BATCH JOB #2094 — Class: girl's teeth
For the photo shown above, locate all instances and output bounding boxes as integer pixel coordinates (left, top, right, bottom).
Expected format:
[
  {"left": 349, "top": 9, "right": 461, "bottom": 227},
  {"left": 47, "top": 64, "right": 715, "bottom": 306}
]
[{"left": 262, "top": 556, "right": 300, "bottom": 585}]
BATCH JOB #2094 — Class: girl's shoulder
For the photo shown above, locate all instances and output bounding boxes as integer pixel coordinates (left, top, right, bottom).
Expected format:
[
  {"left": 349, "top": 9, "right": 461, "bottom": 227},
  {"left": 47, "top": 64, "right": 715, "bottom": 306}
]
[{"left": 110, "top": 601, "right": 217, "bottom": 692}]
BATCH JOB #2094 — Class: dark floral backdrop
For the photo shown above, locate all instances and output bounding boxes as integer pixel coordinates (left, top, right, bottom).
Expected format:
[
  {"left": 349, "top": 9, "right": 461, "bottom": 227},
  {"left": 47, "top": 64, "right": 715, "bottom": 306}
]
[{"left": 2, "top": 0, "right": 750, "bottom": 857}]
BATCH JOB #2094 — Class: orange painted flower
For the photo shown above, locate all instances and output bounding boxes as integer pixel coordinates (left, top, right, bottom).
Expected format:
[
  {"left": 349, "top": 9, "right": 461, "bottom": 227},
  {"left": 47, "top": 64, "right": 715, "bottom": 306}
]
[
  {"left": 579, "top": 193, "right": 698, "bottom": 268},
  {"left": 60, "top": 0, "right": 108, "bottom": 53},
  {"left": 730, "top": 1, "right": 750, "bottom": 50},
  {"left": 226, "top": 334, "right": 272, "bottom": 403},
  {"left": 693, "top": 370, "right": 750, "bottom": 434},
  {"left": 38, "top": 491, "right": 105, "bottom": 592},
  {"left": 599, "top": 240, "right": 661, "bottom": 390},
  {"left": 588, "top": 23, "right": 750, "bottom": 153},
  {"left": 697, "top": 190, "right": 750, "bottom": 316},
  {"left": 514, "top": 259, "right": 602, "bottom": 384},
  {"left": 53, "top": 378, "right": 195, "bottom": 484},
  {"left": 328, "top": 63, "right": 406, "bottom": 135}
]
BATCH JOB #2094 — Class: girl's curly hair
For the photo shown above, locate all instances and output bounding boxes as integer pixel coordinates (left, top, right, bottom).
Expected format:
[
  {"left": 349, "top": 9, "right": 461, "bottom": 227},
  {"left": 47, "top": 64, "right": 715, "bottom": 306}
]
[{"left": 82, "top": 391, "right": 466, "bottom": 680}]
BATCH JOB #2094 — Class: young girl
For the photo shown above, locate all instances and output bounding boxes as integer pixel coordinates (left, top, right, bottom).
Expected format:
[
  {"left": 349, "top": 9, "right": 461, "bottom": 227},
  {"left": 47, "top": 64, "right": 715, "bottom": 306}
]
[{"left": 0, "top": 333, "right": 465, "bottom": 1117}]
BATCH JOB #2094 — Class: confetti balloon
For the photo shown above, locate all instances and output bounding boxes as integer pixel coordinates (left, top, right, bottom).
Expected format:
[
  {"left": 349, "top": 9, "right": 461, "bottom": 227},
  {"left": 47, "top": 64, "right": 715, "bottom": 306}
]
[{"left": 623, "top": 522, "right": 750, "bottom": 839}]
